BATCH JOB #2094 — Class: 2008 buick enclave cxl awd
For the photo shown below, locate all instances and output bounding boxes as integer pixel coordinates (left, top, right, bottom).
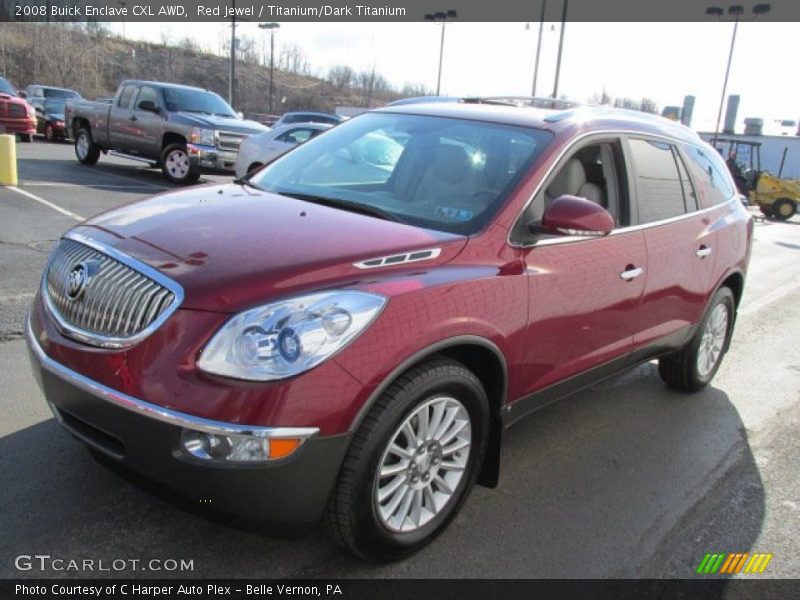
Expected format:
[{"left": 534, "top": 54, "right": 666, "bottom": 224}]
[{"left": 27, "top": 101, "right": 752, "bottom": 560}]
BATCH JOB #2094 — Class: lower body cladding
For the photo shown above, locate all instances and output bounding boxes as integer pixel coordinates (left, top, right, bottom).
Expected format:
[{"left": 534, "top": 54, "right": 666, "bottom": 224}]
[
  {"left": 187, "top": 143, "right": 238, "bottom": 172},
  {"left": 25, "top": 322, "right": 351, "bottom": 525}
]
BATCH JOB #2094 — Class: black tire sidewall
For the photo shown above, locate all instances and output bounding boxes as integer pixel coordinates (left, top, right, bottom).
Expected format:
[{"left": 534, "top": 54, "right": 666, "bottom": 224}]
[
  {"left": 45, "top": 124, "right": 53, "bottom": 141},
  {"left": 350, "top": 365, "right": 489, "bottom": 559},
  {"left": 772, "top": 199, "right": 796, "bottom": 220},
  {"left": 686, "top": 287, "right": 735, "bottom": 386}
]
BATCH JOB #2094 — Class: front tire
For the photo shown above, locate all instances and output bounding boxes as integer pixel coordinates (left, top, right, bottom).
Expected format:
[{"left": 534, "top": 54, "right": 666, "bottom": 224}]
[
  {"left": 44, "top": 123, "right": 54, "bottom": 142},
  {"left": 659, "top": 287, "right": 735, "bottom": 392},
  {"left": 771, "top": 198, "right": 797, "bottom": 221},
  {"left": 161, "top": 143, "right": 200, "bottom": 185},
  {"left": 75, "top": 127, "right": 100, "bottom": 164},
  {"left": 325, "top": 357, "right": 489, "bottom": 560}
]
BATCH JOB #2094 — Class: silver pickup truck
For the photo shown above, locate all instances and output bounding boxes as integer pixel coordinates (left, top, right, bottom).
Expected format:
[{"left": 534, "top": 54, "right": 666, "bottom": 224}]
[{"left": 65, "top": 80, "right": 268, "bottom": 184}]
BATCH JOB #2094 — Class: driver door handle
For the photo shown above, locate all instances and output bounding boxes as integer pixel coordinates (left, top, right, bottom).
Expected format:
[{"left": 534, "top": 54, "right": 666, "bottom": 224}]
[
  {"left": 696, "top": 245, "right": 713, "bottom": 258},
  {"left": 620, "top": 266, "right": 644, "bottom": 281}
]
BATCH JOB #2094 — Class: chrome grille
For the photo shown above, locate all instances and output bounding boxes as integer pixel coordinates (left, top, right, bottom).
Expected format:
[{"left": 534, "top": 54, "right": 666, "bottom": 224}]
[
  {"left": 216, "top": 130, "right": 248, "bottom": 153},
  {"left": 44, "top": 238, "right": 179, "bottom": 347}
]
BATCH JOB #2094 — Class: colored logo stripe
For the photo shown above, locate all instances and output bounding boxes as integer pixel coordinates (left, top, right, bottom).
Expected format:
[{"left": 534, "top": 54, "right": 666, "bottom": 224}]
[{"left": 697, "top": 552, "right": 773, "bottom": 574}]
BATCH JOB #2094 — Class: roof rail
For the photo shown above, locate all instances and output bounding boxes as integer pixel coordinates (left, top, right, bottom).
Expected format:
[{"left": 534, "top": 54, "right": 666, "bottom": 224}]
[{"left": 462, "top": 96, "right": 583, "bottom": 110}]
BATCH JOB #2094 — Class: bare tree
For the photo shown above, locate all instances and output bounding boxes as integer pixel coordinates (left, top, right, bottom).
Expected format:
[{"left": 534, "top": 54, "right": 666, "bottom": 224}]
[{"left": 328, "top": 65, "right": 354, "bottom": 90}]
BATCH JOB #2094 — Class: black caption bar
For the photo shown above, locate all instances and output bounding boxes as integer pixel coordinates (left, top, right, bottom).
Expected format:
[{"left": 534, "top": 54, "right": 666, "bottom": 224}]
[
  {"left": 4, "top": 579, "right": 800, "bottom": 600},
  {"left": 2, "top": 0, "right": 800, "bottom": 22}
]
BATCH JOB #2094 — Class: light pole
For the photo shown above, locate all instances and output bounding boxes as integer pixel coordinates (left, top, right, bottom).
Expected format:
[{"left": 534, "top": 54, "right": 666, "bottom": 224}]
[
  {"left": 118, "top": 1, "right": 126, "bottom": 40},
  {"left": 551, "top": 0, "right": 568, "bottom": 101},
  {"left": 259, "top": 22, "right": 280, "bottom": 116},
  {"left": 229, "top": 0, "right": 237, "bottom": 109},
  {"left": 706, "top": 4, "right": 771, "bottom": 145},
  {"left": 424, "top": 10, "right": 457, "bottom": 96},
  {"left": 528, "top": 0, "right": 547, "bottom": 97}
]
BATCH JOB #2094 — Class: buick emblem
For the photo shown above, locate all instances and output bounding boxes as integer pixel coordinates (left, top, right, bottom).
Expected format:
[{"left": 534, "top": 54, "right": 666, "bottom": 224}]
[{"left": 66, "top": 262, "right": 90, "bottom": 301}]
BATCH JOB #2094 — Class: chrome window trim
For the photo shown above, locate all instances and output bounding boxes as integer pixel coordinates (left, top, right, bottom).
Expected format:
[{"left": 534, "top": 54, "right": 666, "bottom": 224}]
[
  {"left": 41, "top": 232, "right": 185, "bottom": 349},
  {"left": 26, "top": 315, "right": 319, "bottom": 441},
  {"left": 507, "top": 129, "right": 738, "bottom": 249}
]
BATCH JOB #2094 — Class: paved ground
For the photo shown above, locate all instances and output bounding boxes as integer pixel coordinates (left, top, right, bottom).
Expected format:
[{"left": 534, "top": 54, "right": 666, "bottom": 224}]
[{"left": 1, "top": 139, "right": 799, "bottom": 579}]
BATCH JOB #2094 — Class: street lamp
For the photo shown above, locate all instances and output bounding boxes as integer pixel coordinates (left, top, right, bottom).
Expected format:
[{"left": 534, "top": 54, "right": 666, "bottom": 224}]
[
  {"left": 259, "top": 22, "right": 280, "bottom": 116},
  {"left": 526, "top": 1, "right": 547, "bottom": 97},
  {"left": 424, "top": 9, "right": 457, "bottom": 96},
  {"left": 118, "top": 2, "right": 126, "bottom": 40},
  {"left": 706, "top": 3, "right": 771, "bottom": 144},
  {"left": 551, "top": 0, "right": 568, "bottom": 101}
]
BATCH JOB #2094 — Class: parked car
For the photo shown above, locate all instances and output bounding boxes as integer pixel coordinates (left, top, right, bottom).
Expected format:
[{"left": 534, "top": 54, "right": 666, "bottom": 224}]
[
  {"left": 35, "top": 98, "right": 67, "bottom": 141},
  {"left": 21, "top": 84, "right": 81, "bottom": 114},
  {"left": 0, "top": 76, "right": 36, "bottom": 141},
  {"left": 65, "top": 80, "right": 268, "bottom": 184},
  {"left": 234, "top": 122, "right": 331, "bottom": 178},
  {"left": 27, "top": 102, "right": 752, "bottom": 560},
  {"left": 271, "top": 111, "right": 344, "bottom": 127}
]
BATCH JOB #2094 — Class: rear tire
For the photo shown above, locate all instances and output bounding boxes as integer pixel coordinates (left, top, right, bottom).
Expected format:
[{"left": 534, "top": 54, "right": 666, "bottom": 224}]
[
  {"left": 324, "top": 357, "right": 489, "bottom": 560},
  {"left": 771, "top": 198, "right": 797, "bottom": 221},
  {"left": 20, "top": 133, "right": 33, "bottom": 143},
  {"left": 44, "top": 123, "right": 54, "bottom": 142},
  {"left": 658, "top": 287, "right": 735, "bottom": 392},
  {"left": 75, "top": 126, "right": 100, "bottom": 165},
  {"left": 160, "top": 143, "right": 200, "bottom": 185}
]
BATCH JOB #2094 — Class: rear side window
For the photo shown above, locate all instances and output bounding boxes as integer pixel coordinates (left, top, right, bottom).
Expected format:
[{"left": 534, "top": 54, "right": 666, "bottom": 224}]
[
  {"left": 628, "top": 138, "right": 692, "bottom": 224},
  {"left": 118, "top": 85, "right": 137, "bottom": 109},
  {"left": 681, "top": 145, "right": 735, "bottom": 207}
]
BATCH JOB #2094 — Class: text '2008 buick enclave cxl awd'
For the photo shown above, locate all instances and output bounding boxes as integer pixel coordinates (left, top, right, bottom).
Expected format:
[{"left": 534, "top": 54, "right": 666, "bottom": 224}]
[{"left": 27, "top": 101, "right": 752, "bottom": 560}]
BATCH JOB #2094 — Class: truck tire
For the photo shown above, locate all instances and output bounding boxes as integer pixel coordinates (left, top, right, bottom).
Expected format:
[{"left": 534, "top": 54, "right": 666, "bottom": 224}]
[
  {"left": 324, "top": 357, "right": 489, "bottom": 560},
  {"left": 20, "top": 134, "right": 33, "bottom": 143},
  {"left": 658, "top": 287, "right": 735, "bottom": 393},
  {"left": 75, "top": 126, "right": 100, "bottom": 165},
  {"left": 161, "top": 143, "right": 200, "bottom": 185},
  {"left": 771, "top": 198, "right": 797, "bottom": 221}
]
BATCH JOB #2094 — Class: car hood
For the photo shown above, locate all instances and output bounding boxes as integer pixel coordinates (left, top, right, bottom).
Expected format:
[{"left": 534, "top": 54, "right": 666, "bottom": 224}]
[
  {"left": 172, "top": 112, "right": 267, "bottom": 134},
  {"left": 74, "top": 184, "right": 466, "bottom": 312}
]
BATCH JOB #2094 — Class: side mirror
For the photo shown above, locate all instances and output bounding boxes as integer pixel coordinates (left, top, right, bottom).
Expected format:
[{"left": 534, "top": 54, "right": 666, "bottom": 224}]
[
  {"left": 536, "top": 194, "right": 614, "bottom": 237},
  {"left": 137, "top": 100, "right": 160, "bottom": 114},
  {"left": 18, "top": 91, "right": 27, "bottom": 98},
  {"left": 236, "top": 111, "right": 244, "bottom": 120}
]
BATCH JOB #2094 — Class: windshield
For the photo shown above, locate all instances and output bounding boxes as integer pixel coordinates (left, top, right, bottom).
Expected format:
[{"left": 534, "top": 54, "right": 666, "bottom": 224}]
[
  {"left": 44, "top": 99, "right": 65, "bottom": 114},
  {"left": 163, "top": 88, "right": 237, "bottom": 117},
  {"left": 0, "top": 78, "right": 17, "bottom": 95},
  {"left": 44, "top": 88, "right": 79, "bottom": 99},
  {"left": 249, "top": 112, "right": 551, "bottom": 235}
]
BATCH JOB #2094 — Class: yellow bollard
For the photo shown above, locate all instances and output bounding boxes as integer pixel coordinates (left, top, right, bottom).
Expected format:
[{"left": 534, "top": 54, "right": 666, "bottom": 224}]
[{"left": 0, "top": 134, "right": 18, "bottom": 186}]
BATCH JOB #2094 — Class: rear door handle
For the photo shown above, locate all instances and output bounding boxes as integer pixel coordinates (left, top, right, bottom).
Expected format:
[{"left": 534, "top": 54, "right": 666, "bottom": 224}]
[
  {"left": 696, "top": 245, "right": 713, "bottom": 258},
  {"left": 620, "top": 266, "right": 644, "bottom": 281}
]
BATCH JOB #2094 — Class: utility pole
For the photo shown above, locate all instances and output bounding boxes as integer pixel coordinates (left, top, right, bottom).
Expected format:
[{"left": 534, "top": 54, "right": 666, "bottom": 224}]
[
  {"left": 259, "top": 22, "right": 280, "bottom": 116},
  {"left": 551, "top": 0, "right": 568, "bottom": 101},
  {"left": 531, "top": 0, "right": 546, "bottom": 97},
  {"left": 229, "top": 0, "right": 236, "bottom": 109},
  {"left": 424, "top": 10, "right": 457, "bottom": 96}
]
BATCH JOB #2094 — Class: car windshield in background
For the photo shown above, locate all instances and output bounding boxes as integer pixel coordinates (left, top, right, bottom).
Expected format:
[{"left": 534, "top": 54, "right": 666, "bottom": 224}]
[
  {"left": 163, "top": 88, "right": 237, "bottom": 117},
  {"left": 0, "top": 78, "right": 17, "bottom": 95},
  {"left": 249, "top": 112, "right": 552, "bottom": 235},
  {"left": 43, "top": 88, "right": 79, "bottom": 99},
  {"left": 44, "top": 99, "right": 65, "bottom": 114}
]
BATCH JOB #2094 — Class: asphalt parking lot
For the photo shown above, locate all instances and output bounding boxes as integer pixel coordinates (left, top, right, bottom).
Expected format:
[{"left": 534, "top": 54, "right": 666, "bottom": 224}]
[{"left": 1, "top": 139, "right": 799, "bottom": 578}]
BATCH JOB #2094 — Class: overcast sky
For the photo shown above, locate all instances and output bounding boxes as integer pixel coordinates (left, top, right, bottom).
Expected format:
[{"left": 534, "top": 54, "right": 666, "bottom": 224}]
[{"left": 112, "top": 21, "right": 799, "bottom": 134}]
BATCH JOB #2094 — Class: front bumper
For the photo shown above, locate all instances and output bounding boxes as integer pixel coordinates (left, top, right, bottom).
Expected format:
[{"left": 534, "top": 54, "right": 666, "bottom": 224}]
[
  {"left": 187, "top": 144, "right": 238, "bottom": 173},
  {"left": 1, "top": 118, "right": 36, "bottom": 135},
  {"left": 25, "top": 318, "right": 350, "bottom": 525}
]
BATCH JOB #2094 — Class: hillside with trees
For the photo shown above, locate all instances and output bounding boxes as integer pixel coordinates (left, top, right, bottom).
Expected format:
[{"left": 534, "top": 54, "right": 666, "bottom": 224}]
[{"left": 0, "top": 22, "right": 430, "bottom": 117}]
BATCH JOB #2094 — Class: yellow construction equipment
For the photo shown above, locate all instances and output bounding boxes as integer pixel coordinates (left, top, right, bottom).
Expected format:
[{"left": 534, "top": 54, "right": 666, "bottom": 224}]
[
  {"left": 0, "top": 134, "right": 18, "bottom": 186},
  {"left": 713, "top": 138, "right": 798, "bottom": 221}
]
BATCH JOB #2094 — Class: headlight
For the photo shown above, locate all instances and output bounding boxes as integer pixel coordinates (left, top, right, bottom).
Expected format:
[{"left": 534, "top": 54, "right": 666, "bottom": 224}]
[
  {"left": 197, "top": 290, "right": 386, "bottom": 381},
  {"left": 190, "top": 127, "right": 216, "bottom": 147}
]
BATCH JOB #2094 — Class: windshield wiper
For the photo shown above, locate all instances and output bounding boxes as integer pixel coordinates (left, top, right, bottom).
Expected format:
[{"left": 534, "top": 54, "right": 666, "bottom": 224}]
[
  {"left": 233, "top": 176, "right": 262, "bottom": 190},
  {"left": 278, "top": 192, "right": 406, "bottom": 224}
]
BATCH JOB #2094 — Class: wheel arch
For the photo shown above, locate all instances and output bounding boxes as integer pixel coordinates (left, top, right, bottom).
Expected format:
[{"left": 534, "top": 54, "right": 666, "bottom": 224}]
[
  {"left": 348, "top": 335, "right": 508, "bottom": 489},
  {"left": 162, "top": 131, "right": 187, "bottom": 150},
  {"left": 71, "top": 117, "right": 90, "bottom": 139}
]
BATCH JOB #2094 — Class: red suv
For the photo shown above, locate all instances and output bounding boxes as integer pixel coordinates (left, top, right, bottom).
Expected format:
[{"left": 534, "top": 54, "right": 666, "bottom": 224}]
[
  {"left": 27, "top": 102, "right": 752, "bottom": 560},
  {"left": 0, "top": 77, "right": 36, "bottom": 141}
]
